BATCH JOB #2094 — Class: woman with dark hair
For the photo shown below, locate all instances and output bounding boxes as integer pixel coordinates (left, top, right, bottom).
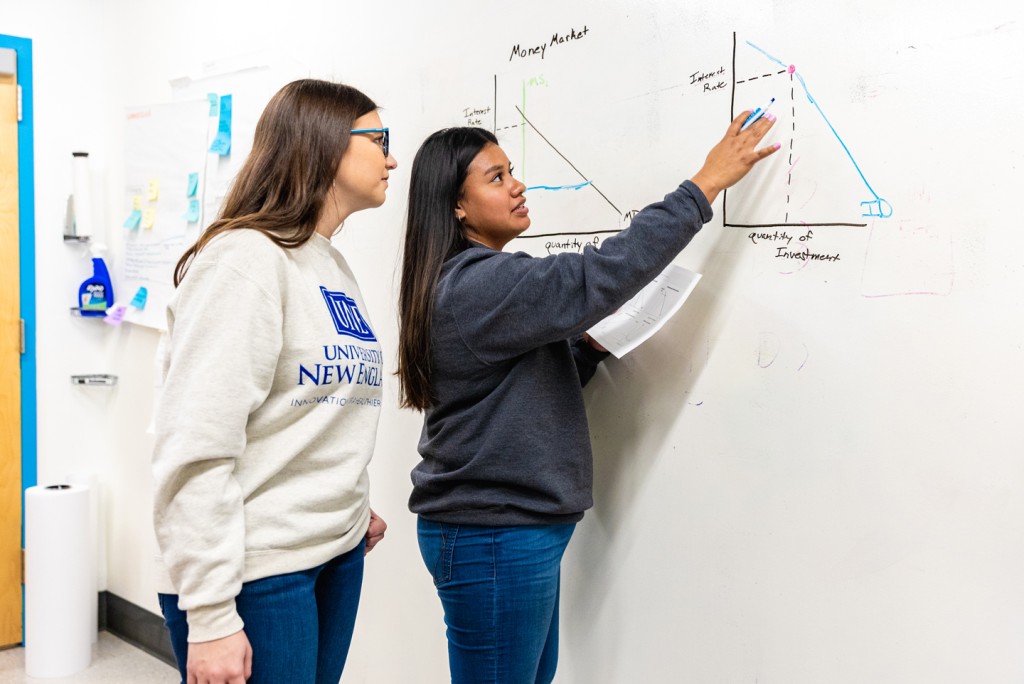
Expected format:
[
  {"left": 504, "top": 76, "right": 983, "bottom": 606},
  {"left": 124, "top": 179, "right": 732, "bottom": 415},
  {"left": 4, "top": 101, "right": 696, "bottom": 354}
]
[
  {"left": 153, "top": 79, "right": 396, "bottom": 684},
  {"left": 398, "top": 113, "right": 779, "bottom": 683}
]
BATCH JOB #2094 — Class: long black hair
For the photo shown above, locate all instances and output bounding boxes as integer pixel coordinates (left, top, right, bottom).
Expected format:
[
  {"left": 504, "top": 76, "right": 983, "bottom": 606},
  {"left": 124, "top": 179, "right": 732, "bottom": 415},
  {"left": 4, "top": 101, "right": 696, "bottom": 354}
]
[
  {"left": 397, "top": 127, "right": 498, "bottom": 410},
  {"left": 174, "top": 79, "right": 378, "bottom": 285}
]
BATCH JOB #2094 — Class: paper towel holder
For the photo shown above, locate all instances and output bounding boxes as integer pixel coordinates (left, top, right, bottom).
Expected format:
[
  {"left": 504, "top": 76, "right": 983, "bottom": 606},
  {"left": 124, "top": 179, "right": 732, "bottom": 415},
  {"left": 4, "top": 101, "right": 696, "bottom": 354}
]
[{"left": 63, "top": 196, "right": 90, "bottom": 242}]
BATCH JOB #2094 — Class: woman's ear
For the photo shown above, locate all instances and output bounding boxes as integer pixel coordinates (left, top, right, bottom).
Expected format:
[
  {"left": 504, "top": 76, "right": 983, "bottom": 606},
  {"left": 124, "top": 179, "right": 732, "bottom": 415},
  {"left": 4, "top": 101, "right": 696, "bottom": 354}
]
[{"left": 454, "top": 205, "right": 466, "bottom": 222}]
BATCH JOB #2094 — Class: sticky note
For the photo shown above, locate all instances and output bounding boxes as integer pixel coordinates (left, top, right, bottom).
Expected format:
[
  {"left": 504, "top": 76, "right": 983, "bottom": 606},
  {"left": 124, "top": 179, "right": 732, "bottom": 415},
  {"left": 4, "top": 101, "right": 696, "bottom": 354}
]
[
  {"left": 142, "top": 207, "right": 157, "bottom": 229},
  {"left": 187, "top": 172, "right": 199, "bottom": 197},
  {"left": 130, "top": 287, "right": 148, "bottom": 310},
  {"left": 132, "top": 194, "right": 143, "bottom": 210},
  {"left": 207, "top": 92, "right": 219, "bottom": 116},
  {"left": 147, "top": 179, "right": 160, "bottom": 201},
  {"left": 104, "top": 304, "right": 127, "bottom": 326},
  {"left": 182, "top": 199, "right": 200, "bottom": 223},
  {"left": 123, "top": 209, "right": 142, "bottom": 230},
  {"left": 209, "top": 94, "right": 232, "bottom": 156}
]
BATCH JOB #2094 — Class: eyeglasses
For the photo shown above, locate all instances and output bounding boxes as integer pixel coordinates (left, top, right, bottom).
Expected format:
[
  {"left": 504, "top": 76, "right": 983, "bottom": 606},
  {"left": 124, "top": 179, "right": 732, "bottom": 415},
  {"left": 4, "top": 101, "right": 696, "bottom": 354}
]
[{"left": 350, "top": 127, "right": 389, "bottom": 157}]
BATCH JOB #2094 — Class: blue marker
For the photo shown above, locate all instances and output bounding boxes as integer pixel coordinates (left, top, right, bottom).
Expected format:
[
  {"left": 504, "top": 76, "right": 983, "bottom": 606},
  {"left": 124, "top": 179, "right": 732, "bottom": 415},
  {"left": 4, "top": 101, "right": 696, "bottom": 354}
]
[{"left": 741, "top": 97, "right": 775, "bottom": 129}]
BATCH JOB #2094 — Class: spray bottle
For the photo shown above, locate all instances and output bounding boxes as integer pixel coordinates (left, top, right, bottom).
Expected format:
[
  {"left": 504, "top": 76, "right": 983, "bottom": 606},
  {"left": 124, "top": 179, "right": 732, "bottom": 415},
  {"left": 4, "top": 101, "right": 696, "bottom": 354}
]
[{"left": 77, "top": 244, "right": 114, "bottom": 317}]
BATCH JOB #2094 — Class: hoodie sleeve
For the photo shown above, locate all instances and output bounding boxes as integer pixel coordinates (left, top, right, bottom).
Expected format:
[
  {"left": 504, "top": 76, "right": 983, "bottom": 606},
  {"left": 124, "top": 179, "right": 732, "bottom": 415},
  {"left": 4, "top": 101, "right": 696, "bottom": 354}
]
[
  {"left": 570, "top": 335, "right": 611, "bottom": 387},
  {"left": 152, "top": 240, "right": 284, "bottom": 643},
  {"left": 445, "top": 180, "right": 712, "bottom": 364}
]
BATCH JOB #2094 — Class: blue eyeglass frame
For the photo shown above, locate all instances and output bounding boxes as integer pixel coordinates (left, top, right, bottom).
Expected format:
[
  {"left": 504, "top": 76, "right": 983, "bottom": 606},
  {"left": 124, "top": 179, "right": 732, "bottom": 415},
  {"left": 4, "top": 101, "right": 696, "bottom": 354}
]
[{"left": 350, "top": 127, "right": 389, "bottom": 157}]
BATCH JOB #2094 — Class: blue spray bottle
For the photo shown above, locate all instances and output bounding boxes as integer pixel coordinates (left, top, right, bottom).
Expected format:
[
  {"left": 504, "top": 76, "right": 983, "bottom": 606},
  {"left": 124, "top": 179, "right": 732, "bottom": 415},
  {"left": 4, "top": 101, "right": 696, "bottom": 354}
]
[{"left": 78, "top": 247, "right": 114, "bottom": 317}]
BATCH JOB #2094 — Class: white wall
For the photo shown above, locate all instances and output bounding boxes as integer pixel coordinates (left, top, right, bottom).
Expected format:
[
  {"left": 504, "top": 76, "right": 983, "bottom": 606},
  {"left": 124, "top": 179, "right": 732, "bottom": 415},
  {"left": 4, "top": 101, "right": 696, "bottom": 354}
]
[
  {"left": 6, "top": 1, "right": 1024, "bottom": 682},
  {"left": 4, "top": 0, "right": 118, "bottom": 593},
  {"left": 4, "top": 2, "right": 450, "bottom": 681}
]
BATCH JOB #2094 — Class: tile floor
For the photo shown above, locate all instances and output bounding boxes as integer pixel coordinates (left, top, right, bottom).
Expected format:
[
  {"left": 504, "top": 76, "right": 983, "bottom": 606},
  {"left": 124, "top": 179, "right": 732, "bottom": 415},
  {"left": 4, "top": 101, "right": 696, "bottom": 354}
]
[{"left": 0, "top": 632, "right": 178, "bottom": 683}]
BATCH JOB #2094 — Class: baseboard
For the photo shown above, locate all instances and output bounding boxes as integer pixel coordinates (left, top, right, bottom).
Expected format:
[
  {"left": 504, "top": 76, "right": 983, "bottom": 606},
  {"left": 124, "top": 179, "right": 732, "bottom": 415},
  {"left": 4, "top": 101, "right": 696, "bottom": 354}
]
[{"left": 99, "top": 591, "right": 176, "bottom": 668}]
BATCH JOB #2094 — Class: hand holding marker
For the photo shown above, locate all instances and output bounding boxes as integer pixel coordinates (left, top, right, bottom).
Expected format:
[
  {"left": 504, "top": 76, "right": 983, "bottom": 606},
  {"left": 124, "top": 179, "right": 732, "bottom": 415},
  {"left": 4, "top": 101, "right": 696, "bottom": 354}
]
[{"left": 742, "top": 97, "right": 776, "bottom": 130}]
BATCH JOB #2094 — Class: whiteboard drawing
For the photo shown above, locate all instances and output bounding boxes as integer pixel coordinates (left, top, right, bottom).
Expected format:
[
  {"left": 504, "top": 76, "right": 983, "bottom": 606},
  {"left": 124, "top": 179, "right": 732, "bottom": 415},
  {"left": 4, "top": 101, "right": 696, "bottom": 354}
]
[
  {"left": 485, "top": 73, "right": 631, "bottom": 247},
  {"left": 724, "top": 33, "right": 893, "bottom": 228}
]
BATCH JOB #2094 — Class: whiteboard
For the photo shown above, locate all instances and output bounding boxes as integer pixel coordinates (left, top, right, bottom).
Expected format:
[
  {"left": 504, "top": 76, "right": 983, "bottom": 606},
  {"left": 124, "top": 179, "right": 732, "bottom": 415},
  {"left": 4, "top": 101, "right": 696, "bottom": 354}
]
[
  {"left": 373, "top": 2, "right": 1024, "bottom": 682},
  {"left": 108, "top": 2, "right": 1024, "bottom": 680}
]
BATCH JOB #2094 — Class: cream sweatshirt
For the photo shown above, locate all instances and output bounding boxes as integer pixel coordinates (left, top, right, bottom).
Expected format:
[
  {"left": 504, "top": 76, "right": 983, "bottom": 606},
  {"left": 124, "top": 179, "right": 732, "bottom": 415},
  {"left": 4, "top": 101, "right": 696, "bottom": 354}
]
[{"left": 152, "top": 229, "right": 383, "bottom": 643}]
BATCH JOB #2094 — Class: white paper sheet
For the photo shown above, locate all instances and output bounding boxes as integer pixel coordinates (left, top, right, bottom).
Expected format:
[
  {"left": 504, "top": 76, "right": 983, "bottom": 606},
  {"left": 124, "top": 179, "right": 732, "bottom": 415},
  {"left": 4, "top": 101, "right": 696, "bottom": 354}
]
[{"left": 587, "top": 264, "right": 701, "bottom": 358}]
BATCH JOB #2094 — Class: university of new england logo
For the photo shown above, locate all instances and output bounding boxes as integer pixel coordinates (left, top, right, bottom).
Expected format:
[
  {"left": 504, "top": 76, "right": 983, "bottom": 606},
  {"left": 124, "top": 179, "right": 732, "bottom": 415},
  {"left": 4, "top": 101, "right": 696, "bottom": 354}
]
[{"left": 320, "top": 287, "right": 377, "bottom": 342}]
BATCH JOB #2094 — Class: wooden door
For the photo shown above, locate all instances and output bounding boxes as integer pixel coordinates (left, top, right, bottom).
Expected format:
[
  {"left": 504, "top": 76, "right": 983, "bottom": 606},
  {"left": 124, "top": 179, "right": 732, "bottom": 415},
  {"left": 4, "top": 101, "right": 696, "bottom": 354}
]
[{"left": 0, "top": 48, "right": 22, "bottom": 646}]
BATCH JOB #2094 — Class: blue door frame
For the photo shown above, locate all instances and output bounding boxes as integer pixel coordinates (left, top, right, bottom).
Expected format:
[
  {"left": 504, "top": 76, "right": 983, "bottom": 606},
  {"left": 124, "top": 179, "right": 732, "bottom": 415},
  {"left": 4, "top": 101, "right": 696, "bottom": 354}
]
[
  {"left": 2, "top": 32, "right": 36, "bottom": 645},
  {"left": 0, "top": 33, "right": 38, "bottom": 521}
]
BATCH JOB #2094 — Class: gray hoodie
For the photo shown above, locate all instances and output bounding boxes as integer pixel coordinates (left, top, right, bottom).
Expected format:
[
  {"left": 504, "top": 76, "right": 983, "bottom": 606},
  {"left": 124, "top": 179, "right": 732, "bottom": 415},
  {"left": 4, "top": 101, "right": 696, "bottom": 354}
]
[{"left": 410, "top": 180, "right": 713, "bottom": 525}]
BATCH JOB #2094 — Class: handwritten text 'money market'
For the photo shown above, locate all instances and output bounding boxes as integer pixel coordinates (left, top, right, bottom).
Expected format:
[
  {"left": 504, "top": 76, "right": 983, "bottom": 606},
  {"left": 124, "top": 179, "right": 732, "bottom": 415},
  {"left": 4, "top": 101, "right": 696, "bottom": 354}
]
[{"left": 510, "top": 25, "right": 590, "bottom": 61}]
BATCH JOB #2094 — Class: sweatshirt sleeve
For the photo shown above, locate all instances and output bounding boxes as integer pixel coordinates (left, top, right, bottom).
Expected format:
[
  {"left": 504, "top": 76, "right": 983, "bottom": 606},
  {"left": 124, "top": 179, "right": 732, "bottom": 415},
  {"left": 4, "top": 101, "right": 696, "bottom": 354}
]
[
  {"left": 152, "top": 251, "right": 283, "bottom": 643},
  {"left": 570, "top": 335, "right": 610, "bottom": 387},
  {"left": 446, "top": 180, "right": 712, "bottom": 364}
]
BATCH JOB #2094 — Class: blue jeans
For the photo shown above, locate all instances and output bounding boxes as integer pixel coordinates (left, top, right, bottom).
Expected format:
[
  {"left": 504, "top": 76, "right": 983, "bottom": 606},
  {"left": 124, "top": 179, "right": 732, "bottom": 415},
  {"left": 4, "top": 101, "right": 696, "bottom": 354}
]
[
  {"left": 159, "top": 539, "right": 365, "bottom": 684},
  {"left": 417, "top": 518, "right": 576, "bottom": 684}
]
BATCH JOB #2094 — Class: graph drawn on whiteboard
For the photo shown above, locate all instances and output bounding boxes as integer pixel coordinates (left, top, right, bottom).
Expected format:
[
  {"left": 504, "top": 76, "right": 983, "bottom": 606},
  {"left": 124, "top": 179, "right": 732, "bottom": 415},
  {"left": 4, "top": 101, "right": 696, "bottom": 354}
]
[
  {"left": 724, "top": 32, "right": 892, "bottom": 228},
  {"left": 487, "top": 74, "right": 630, "bottom": 245}
]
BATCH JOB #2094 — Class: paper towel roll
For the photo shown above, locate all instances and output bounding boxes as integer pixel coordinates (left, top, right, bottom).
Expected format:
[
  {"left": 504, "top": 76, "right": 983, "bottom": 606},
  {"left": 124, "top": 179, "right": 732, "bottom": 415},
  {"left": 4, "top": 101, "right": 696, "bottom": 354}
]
[
  {"left": 71, "top": 151, "right": 94, "bottom": 238},
  {"left": 25, "top": 484, "right": 94, "bottom": 679},
  {"left": 65, "top": 473, "right": 101, "bottom": 644}
]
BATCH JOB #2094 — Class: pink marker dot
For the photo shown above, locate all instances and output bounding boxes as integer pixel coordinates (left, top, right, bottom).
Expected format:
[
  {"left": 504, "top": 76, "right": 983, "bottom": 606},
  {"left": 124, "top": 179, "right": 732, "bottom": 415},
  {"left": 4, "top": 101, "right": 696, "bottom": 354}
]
[{"left": 788, "top": 64, "right": 796, "bottom": 74}]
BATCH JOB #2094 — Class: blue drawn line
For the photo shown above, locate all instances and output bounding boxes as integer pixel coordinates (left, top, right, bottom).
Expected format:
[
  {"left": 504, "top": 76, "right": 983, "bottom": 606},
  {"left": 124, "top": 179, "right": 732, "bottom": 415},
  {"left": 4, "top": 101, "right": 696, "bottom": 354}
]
[
  {"left": 746, "top": 41, "right": 892, "bottom": 219},
  {"left": 526, "top": 181, "right": 593, "bottom": 191}
]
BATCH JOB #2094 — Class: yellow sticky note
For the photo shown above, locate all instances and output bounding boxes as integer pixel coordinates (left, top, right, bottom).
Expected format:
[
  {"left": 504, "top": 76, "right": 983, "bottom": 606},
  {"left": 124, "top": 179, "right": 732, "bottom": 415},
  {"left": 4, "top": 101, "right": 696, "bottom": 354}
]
[
  {"left": 132, "top": 194, "right": 143, "bottom": 210},
  {"left": 142, "top": 207, "right": 157, "bottom": 229},
  {"left": 147, "top": 179, "right": 160, "bottom": 201}
]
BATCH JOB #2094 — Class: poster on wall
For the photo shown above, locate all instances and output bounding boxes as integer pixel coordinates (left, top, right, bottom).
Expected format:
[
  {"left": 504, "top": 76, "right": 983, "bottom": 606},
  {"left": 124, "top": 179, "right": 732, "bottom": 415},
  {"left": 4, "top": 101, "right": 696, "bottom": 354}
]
[
  {"left": 119, "top": 98, "right": 211, "bottom": 330},
  {"left": 174, "top": 67, "right": 274, "bottom": 229},
  {"left": 118, "top": 67, "right": 276, "bottom": 330}
]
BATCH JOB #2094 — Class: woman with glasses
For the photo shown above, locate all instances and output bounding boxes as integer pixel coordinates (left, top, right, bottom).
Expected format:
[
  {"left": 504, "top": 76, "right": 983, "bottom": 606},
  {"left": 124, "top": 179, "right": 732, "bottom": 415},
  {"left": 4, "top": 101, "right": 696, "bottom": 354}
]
[
  {"left": 153, "top": 78, "right": 397, "bottom": 684},
  {"left": 397, "top": 111, "right": 779, "bottom": 683}
]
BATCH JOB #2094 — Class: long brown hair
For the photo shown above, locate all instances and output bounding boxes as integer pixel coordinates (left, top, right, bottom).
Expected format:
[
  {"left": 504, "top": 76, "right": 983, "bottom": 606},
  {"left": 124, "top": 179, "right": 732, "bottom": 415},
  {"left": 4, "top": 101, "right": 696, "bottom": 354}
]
[
  {"left": 397, "top": 127, "right": 497, "bottom": 410},
  {"left": 173, "top": 79, "right": 377, "bottom": 285}
]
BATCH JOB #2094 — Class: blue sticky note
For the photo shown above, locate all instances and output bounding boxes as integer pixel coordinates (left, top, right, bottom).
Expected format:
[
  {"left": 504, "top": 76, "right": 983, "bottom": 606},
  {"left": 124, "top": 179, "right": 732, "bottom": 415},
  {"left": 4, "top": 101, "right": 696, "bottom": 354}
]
[
  {"left": 130, "top": 287, "right": 148, "bottom": 310},
  {"left": 123, "top": 209, "right": 142, "bottom": 230},
  {"left": 207, "top": 92, "right": 219, "bottom": 116},
  {"left": 182, "top": 199, "right": 200, "bottom": 223},
  {"left": 186, "top": 172, "right": 199, "bottom": 197},
  {"left": 209, "top": 94, "right": 232, "bottom": 156}
]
